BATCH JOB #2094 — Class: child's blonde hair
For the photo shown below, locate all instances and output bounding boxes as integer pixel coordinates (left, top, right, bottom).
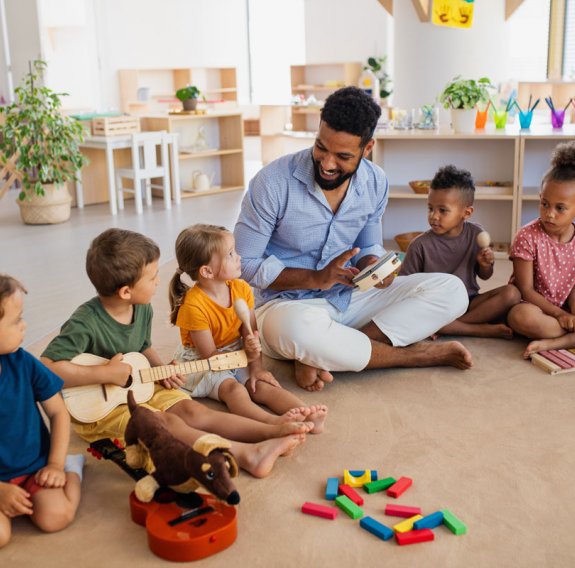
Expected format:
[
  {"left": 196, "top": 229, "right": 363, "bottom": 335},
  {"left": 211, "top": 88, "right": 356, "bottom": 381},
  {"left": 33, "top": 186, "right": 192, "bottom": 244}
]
[
  {"left": 542, "top": 142, "right": 575, "bottom": 186},
  {"left": 168, "top": 224, "right": 230, "bottom": 325},
  {"left": 0, "top": 274, "right": 27, "bottom": 319}
]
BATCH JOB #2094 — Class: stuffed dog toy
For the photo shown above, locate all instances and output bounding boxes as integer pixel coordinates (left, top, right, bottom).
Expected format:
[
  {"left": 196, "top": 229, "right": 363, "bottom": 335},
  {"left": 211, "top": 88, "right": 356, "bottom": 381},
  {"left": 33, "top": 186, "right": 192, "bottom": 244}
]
[{"left": 124, "top": 391, "right": 240, "bottom": 505}]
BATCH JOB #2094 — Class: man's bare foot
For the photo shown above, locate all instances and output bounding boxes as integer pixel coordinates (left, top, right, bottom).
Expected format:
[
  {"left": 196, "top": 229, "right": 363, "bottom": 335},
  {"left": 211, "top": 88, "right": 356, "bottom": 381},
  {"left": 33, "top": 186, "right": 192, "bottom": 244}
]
[
  {"left": 306, "top": 404, "right": 328, "bottom": 434},
  {"left": 276, "top": 407, "right": 312, "bottom": 424},
  {"left": 239, "top": 434, "right": 306, "bottom": 478},
  {"left": 275, "top": 421, "right": 314, "bottom": 437},
  {"left": 294, "top": 360, "right": 334, "bottom": 392},
  {"left": 523, "top": 336, "right": 575, "bottom": 359}
]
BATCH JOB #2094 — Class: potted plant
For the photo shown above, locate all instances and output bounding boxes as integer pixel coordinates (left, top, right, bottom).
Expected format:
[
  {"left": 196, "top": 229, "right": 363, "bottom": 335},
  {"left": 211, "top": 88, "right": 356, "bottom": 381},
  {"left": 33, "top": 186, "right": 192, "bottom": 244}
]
[
  {"left": 438, "top": 76, "right": 493, "bottom": 133},
  {"left": 0, "top": 60, "right": 87, "bottom": 224},
  {"left": 175, "top": 85, "right": 201, "bottom": 111},
  {"left": 364, "top": 56, "right": 393, "bottom": 102}
]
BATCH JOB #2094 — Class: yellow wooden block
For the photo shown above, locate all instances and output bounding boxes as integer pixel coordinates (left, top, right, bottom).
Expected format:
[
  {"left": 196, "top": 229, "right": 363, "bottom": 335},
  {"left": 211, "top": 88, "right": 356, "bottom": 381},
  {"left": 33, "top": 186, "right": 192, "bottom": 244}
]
[
  {"left": 393, "top": 515, "right": 423, "bottom": 533},
  {"left": 343, "top": 470, "right": 371, "bottom": 487}
]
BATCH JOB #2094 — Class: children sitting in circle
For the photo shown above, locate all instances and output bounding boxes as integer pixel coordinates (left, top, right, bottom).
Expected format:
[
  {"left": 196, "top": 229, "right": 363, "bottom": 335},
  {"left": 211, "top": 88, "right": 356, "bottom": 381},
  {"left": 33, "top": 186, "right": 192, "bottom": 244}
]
[
  {"left": 400, "top": 165, "right": 521, "bottom": 338},
  {"left": 507, "top": 142, "right": 575, "bottom": 357},
  {"left": 0, "top": 274, "right": 83, "bottom": 548},
  {"left": 169, "top": 224, "right": 328, "bottom": 433}
]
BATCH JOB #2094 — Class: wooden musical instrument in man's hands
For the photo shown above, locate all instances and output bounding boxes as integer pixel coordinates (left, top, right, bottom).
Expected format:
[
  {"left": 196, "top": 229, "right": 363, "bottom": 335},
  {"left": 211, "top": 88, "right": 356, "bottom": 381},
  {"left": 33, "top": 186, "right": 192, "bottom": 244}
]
[
  {"left": 63, "top": 350, "right": 248, "bottom": 423},
  {"left": 352, "top": 252, "right": 402, "bottom": 292}
]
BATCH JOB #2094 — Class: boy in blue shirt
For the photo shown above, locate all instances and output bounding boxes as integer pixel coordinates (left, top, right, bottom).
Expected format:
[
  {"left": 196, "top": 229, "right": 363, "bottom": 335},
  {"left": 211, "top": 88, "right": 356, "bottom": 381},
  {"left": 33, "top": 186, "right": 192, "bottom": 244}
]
[{"left": 0, "top": 274, "right": 82, "bottom": 549}]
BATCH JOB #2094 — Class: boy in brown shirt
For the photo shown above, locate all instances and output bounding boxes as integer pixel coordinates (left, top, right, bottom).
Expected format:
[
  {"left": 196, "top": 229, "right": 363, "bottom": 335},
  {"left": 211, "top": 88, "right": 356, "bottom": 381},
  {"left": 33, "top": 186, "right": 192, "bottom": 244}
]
[{"left": 399, "top": 165, "right": 520, "bottom": 338}]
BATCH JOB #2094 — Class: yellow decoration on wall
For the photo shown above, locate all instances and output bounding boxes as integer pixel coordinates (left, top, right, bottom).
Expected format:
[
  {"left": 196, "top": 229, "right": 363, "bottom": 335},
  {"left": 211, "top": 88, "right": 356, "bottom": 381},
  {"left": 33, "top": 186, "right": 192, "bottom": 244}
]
[{"left": 432, "top": 0, "right": 474, "bottom": 29}]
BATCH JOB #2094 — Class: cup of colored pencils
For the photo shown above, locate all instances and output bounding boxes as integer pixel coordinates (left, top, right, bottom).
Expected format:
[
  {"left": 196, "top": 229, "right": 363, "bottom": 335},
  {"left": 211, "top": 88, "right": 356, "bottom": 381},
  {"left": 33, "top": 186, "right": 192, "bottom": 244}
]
[{"left": 546, "top": 97, "right": 571, "bottom": 129}]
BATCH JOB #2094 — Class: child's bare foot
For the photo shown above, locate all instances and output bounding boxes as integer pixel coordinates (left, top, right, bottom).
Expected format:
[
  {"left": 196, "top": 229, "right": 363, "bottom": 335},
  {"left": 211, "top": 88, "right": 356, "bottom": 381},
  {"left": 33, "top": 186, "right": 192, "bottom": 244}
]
[
  {"left": 240, "top": 434, "right": 306, "bottom": 478},
  {"left": 276, "top": 421, "right": 314, "bottom": 437},
  {"left": 276, "top": 407, "right": 312, "bottom": 424},
  {"left": 306, "top": 404, "right": 328, "bottom": 434},
  {"left": 523, "top": 336, "right": 575, "bottom": 358},
  {"left": 294, "top": 361, "right": 334, "bottom": 391}
]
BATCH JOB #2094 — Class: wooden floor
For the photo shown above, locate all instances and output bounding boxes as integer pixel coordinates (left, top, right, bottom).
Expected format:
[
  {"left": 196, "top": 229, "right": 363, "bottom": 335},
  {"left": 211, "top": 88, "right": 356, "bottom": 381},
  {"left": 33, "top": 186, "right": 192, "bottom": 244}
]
[{"left": 0, "top": 187, "right": 248, "bottom": 347}]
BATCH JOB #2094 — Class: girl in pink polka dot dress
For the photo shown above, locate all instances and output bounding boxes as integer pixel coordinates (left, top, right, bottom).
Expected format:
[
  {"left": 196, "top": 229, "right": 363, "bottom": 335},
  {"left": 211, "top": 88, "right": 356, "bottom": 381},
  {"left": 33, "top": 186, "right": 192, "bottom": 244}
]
[{"left": 508, "top": 142, "right": 575, "bottom": 358}]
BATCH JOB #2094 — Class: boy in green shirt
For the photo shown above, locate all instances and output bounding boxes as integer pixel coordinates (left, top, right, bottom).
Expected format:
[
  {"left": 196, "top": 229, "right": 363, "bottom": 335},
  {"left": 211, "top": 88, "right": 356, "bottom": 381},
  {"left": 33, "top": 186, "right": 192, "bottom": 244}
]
[{"left": 41, "top": 229, "right": 308, "bottom": 477}]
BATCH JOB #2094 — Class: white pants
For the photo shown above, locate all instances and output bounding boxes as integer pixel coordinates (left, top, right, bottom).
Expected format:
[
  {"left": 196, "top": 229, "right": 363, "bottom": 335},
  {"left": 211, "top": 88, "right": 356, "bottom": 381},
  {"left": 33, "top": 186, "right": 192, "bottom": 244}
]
[{"left": 256, "top": 273, "right": 468, "bottom": 372}]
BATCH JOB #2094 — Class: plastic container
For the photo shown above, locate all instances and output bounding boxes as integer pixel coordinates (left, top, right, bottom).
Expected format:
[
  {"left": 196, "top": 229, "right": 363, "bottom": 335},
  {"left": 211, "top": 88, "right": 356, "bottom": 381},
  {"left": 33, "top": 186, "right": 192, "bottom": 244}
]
[
  {"left": 358, "top": 69, "right": 380, "bottom": 103},
  {"left": 551, "top": 109, "right": 566, "bottom": 128},
  {"left": 493, "top": 111, "right": 508, "bottom": 129},
  {"left": 475, "top": 109, "right": 488, "bottom": 129},
  {"left": 519, "top": 110, "right": 533, "bottom": 129}
]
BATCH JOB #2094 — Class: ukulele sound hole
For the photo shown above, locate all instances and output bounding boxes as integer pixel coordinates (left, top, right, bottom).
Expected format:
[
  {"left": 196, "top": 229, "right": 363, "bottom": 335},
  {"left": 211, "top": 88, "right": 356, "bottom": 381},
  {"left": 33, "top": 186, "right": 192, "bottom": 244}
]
[{"left": 123, "top": 376, "right": 133, "bottom": 389}]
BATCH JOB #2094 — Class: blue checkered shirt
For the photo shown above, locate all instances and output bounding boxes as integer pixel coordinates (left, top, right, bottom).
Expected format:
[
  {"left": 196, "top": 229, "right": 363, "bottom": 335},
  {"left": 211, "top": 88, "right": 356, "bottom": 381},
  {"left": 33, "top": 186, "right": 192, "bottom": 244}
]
[{"left": 234, "top": 148, "right": 388, "bottom": 312}]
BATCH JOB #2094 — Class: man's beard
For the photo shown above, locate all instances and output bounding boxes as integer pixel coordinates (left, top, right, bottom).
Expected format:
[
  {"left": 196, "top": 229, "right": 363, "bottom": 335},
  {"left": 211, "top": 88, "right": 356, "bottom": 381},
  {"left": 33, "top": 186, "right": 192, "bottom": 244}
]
[{"left": 312, "top": 154, "right": 361, "bottom": 191}]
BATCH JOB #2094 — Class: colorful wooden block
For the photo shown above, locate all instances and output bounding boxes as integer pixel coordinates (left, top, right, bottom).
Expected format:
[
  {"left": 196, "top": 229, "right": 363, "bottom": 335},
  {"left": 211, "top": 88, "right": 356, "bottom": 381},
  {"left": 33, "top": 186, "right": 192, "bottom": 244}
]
[
  {"left": 335, "top": 495, "right": 364, "bottom": 519},
  {"left": 393, "top": 515, "right": 423, "bottom": 533},
  {"left": 363, "top": 477, "right": 396, "bottom": 494},
  {"left": 301, "top": 502, "right": 338, "bottom": 520},
  {"left": 350, "top": 469, "right": 378, "bottom": 480},
  {"left": 413, "top": 511, "right": 444, "bottom": 530},
  {"left": 343, "top": 469, "right": 372, "bottom": 487},
  {"left": 396, "top": 529, "right": 435, "bottom": 546},
  {"left": 338, "top": 484, "right": 364, "bottom": 506},
  {"left": 442, "top": 509, "right": 467, "bottom": 535},
  {"left": 385, "top": 504, "right": 422, "bottom": 518},
  {"left": 325, "top": 477, "right": 339, "bottom": 500},
  {"left": 386, "top": 476, "right": 413, "bottom": 498},
  {"left": 360, "top": 516, "right": 394, "bottom": 541}
]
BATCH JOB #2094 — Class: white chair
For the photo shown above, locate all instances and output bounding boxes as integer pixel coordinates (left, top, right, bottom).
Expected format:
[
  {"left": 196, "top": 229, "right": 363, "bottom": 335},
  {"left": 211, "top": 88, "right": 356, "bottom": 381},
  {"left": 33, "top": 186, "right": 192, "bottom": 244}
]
[{"left": 115, "top": 131, "right": 172, "bottom": 214}]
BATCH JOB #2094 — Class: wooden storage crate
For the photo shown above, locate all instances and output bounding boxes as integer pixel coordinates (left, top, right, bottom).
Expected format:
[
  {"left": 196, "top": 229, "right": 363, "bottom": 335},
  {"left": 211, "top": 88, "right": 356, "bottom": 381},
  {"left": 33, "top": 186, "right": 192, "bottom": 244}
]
[{"left": 92, "top": 116, "right": 140, "bottom": 136}]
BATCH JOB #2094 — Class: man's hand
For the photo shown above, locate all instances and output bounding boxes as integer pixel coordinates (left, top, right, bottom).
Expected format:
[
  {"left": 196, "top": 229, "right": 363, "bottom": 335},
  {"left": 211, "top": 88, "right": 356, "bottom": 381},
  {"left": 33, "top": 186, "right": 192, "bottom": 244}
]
[
  {"left": 313, "top": 248, "right": 360, "bottom": 290},
  {"left": 0, "top": 482, "right": 33, "bottom": 517}
]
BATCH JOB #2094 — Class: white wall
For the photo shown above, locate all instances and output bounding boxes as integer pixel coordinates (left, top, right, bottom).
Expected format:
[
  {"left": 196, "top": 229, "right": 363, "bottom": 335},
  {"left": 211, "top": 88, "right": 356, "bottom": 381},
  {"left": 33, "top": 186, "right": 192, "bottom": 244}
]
[
  {"left": 393, "top": 0, "right": 510, "bottom": 118},
  {"left": 303, "top": 0, "right": 392, "bottom": 67}
]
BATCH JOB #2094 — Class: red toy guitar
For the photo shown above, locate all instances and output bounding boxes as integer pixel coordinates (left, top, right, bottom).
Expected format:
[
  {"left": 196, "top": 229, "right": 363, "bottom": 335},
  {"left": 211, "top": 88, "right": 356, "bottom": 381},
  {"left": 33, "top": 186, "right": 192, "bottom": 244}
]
[{"left": 89, "top": 439, "right": 237, "bottom": 562}]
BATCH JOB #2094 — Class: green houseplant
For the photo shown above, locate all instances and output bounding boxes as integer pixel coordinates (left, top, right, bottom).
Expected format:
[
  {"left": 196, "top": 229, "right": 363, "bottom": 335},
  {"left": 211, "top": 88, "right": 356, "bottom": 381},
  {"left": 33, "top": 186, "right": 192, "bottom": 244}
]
[
  {"left": 0, "top": 60, "right": 87, "bottom": 224},
  {"left": 175, "top": 85, "right": 201, "bottom": 111},
  {"left": 364, "top": 56, "right": 392, "bottom": 101},
  {"left": 438, "top": 76, "right": 493, "bottom": 133}
]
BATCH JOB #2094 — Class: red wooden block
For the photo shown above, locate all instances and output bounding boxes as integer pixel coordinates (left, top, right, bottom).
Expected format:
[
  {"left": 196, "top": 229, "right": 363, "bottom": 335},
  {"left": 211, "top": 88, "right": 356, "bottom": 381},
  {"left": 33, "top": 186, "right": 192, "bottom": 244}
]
[
  {"left": 396, "top": 529, "right": 435, "bottom": 546},
  {"left": 386, "top": 476, "right": 413, "bottom": 498},
  {"left": 301, "top": 502, "right": 338, "bottom": 520},
  {"left": 385, "top": 504, "right": 421, "bottom": 518},
  {"left": 338, "top": 484, "right": 364, "bottom": 506}
]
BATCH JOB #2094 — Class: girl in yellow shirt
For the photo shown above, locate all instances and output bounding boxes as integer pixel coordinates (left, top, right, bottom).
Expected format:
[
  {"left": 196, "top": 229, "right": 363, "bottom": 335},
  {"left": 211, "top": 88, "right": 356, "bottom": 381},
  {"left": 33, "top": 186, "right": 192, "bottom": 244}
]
[{"left": 169, "top": 225, "right": 327, "bottom": 434}]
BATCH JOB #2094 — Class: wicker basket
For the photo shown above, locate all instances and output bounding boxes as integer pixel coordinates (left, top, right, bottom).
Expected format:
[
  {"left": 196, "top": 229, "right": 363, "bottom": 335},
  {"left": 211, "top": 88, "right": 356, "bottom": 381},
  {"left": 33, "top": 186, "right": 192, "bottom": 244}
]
[
  {"left": 17, "top": 183, "right": 72, "bottom": 225},
  {"left": 394, "top": 231, "right": 423, "bottom": 252},
  {"left": 408, "top": 180, "right": 431, "bottom": 194}
]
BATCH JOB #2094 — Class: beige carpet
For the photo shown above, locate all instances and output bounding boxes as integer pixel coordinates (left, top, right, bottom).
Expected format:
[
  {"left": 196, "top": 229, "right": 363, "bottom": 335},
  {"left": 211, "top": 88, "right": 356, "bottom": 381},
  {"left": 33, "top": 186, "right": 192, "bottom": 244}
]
[{"left": 5, "top": 259, "right": 575, "bottom": 568}]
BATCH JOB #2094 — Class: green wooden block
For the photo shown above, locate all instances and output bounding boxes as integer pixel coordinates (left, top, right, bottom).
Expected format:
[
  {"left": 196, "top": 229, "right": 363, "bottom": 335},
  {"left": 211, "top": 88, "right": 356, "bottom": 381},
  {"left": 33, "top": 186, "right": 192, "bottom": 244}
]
[
  {"left": 335, "top": 495, "right": 364, "bottom": 519},
  {"left": 442, "top": 509, "right": 467, "bottom": 535},
  {"left": 363, "top": 477, "right": 396, "bottom": 494}
]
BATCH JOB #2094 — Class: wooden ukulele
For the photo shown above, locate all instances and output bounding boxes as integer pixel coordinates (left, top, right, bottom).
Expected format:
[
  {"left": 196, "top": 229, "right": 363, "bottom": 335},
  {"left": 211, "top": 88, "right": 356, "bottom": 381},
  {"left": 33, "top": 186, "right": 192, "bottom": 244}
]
[
  {"left": 89, "top": 439, "right": 237, "bottom": 562},
  {"left": 63, "top": 350, "right": 248, "bottom": 422}
]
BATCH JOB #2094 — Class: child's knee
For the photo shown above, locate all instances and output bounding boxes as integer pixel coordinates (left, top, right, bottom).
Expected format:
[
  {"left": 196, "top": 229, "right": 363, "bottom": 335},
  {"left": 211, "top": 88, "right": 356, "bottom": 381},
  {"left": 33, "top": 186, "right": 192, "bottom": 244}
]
[
  {"left": 502, "top": 284, "right": 522, "bottom": 307},
  {"left": 218, "top": 379, "right": 246, "bottom": 402},
  {"left": 33, "top": 507, "right": 75, "bottom": 533}
]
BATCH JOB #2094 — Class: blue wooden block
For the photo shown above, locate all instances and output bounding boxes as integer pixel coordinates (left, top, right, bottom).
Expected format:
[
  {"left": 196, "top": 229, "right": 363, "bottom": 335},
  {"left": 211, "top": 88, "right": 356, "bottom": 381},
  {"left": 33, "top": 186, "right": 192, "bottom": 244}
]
[
  {"left": 325, "top": 477, "right": 339, "bottom": 500},
  {"left": 413, "top": 511, "right": 444, "bottom": 530},
  {"left": 349, "top": 470, "right": 378, "bottom": 481},
  {"left": 360, "top": 516, "right": 394, "bottom": 541}
]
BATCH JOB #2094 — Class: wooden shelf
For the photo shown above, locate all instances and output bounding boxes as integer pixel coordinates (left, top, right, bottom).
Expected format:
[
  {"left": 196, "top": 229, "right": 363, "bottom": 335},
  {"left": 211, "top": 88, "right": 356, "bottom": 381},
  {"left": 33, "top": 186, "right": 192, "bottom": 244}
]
[
  {"left": 179, "top": 148, "right": 243, "bottom": 160},
  {"left": 119, "top": 67, "right": 238, "bottom": 115}
]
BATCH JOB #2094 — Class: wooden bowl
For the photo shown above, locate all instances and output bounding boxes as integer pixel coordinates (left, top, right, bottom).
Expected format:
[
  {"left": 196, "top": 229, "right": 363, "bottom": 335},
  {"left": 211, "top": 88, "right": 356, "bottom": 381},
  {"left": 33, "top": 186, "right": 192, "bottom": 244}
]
[
  {"left": 394, "top": 231, "right": 423, "bottom": 252},
  {"left": 408, "top": 180, "right": 431, "bottom": 194}
]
